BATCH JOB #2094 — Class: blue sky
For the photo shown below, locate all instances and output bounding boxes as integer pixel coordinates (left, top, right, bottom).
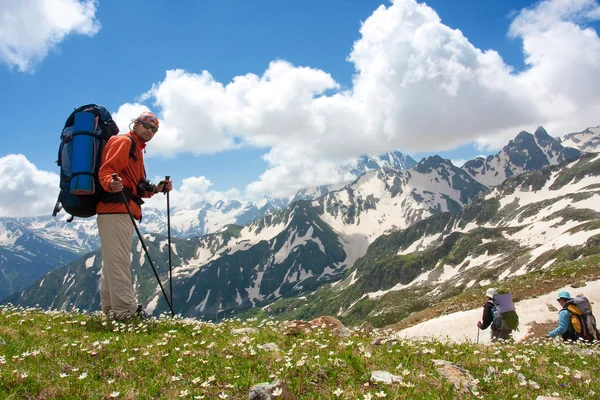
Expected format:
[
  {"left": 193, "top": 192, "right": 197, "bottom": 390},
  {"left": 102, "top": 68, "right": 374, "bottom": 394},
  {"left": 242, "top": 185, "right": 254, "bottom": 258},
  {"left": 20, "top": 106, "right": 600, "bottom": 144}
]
[{"left": 1, "top": 0, "right": 600, "bottom": 216}]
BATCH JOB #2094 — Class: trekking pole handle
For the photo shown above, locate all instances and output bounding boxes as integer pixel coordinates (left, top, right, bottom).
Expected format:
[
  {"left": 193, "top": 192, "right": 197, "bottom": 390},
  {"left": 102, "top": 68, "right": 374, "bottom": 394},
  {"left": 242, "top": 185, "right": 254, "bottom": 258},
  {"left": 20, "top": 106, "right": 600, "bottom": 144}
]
[
  {"left": 158, "top": 176, "right": 171, "bottom": 194},
  {"left": 111, "top": 173, "right": 121, "bottom": 190}
]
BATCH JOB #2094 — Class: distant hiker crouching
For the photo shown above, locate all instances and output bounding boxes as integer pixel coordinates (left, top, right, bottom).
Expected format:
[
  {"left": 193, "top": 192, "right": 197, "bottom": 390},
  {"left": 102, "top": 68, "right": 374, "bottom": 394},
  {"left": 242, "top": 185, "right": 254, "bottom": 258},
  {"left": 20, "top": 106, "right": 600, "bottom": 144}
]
[{"left": 547, "top": 291, "right": 600, "bottom": 342}]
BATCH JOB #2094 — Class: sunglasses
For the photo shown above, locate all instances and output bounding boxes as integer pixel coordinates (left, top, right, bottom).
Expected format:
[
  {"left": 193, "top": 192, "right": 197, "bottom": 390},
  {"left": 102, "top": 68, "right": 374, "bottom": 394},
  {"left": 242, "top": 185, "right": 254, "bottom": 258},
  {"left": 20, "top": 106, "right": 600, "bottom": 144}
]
[{"left": 141, "top": 122, "right": 158, "bottom": 133}]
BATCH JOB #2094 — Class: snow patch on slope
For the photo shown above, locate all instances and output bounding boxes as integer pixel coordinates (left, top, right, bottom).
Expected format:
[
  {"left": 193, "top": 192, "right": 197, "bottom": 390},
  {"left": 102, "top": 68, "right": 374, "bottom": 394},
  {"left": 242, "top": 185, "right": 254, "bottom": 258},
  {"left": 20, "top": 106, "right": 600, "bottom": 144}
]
[
  {"left": 85, "top": 255, "right": 95, "bottom": 269},
  {"left": 397, "top": 280, "right": 600, "bottom": 344}
]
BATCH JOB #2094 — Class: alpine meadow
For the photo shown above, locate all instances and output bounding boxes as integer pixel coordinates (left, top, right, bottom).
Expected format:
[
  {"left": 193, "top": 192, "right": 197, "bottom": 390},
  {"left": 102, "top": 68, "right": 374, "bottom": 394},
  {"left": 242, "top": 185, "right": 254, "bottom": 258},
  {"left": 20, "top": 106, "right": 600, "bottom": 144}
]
[{"left": 2, "top": 0, "right": 600, "bottom": 399}]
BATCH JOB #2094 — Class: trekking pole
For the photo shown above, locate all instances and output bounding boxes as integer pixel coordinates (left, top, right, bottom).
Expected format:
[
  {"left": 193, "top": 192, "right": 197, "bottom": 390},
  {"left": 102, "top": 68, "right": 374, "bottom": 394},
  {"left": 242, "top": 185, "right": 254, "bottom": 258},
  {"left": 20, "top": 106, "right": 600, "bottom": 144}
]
[
  {"left": 112, "top": 174, "right": 175, "bottom": 317},
  {"left": 477, "top": 327, "right": 480, "bottom": 344},
  {"left": 164, "top": 175, "right": 173, "bottom": 315}
]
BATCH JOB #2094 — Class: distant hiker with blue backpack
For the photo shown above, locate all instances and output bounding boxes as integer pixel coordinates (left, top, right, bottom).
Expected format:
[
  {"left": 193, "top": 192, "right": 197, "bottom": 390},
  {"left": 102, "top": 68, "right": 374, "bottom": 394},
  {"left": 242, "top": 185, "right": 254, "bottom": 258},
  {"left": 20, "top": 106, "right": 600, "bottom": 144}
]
[
  {"left": 96, "top": 111, "right": 172, "bottom": 321},
  {"left": 477, "top": 288, "right": 519, "bottom": 341},
  {"left": 547, "top": 291, "right": 599, "bottom": 342}
]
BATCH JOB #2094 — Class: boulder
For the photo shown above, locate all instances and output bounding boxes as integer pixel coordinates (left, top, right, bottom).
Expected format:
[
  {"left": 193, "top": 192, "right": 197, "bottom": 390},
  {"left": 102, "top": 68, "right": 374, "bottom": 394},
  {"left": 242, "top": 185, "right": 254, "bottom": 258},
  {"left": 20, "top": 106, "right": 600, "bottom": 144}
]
[
  {"left": 248, "top": 380, "right": 295, "bottom": 400},
  {"left": 279, "top": 316, "right": 350, "bottom": 337},
  {"left": 258, "top": 343, "right": 282, "bottom": 353},
  {"left": 310, "top": 316, "right": 350, "bottom": 338},
  {"left": 371, "top": 370, "right": 403, "bottom": 385},
  {"left": 432, "top": 359, "right": 478, "bottom": 394}
]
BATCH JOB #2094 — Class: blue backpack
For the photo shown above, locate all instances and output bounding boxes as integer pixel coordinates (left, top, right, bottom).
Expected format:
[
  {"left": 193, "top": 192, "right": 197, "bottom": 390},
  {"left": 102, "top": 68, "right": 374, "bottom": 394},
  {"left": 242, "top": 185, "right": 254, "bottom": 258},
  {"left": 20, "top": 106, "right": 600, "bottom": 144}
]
[{"left": 52, "top": 104, "right": 135, "bottom": 221}]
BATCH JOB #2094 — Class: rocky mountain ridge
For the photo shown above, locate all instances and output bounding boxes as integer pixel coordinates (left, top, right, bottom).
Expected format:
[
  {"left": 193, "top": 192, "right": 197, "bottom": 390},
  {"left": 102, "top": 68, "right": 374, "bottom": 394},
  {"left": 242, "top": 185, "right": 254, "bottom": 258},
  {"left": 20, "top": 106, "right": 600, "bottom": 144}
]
[
  {"left": 558, "top": 125, "right": 600, "bottom": 154},
  {"left": 260, "top": 152, "right": 600, "bottom": 326},
  {"left": 3, "top": 153, "right": 487, "bottom": 315},
  {"left": 461, "top": 126, "right": 581, "bottom": 186},
  {"left": 2, "top": 125, "right": 599, "bottom": 322}
]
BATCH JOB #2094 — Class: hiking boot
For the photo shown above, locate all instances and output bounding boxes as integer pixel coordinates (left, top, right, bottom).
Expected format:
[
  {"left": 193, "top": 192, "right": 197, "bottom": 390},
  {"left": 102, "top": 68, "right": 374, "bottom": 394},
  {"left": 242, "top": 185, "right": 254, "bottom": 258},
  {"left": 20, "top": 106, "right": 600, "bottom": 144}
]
[
  {"left": 136, "top": 304, "right": 149, "bottom": 321},
  {"left": 104, "top": 308, "right": 116, "bottom": 320},
  {"left": 113, "top": 305, "right": 147, "bottom": 322}
]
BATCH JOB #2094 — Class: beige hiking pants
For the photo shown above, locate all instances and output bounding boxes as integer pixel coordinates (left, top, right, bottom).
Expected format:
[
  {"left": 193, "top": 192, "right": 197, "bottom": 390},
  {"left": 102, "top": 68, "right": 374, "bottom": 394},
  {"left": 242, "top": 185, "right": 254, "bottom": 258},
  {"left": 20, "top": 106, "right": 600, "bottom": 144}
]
[{"left": 97, "top": 214, "right": 138, "bottom": 320}]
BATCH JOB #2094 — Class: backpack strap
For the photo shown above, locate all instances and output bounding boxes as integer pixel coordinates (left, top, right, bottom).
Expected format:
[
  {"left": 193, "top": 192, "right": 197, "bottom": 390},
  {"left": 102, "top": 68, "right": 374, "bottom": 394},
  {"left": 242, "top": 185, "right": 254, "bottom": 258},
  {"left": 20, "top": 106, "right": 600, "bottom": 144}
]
[
  {"left": 119, "top": 135, "right": 140, "bottom": 183},
  {"left": 127, "top": 135, "right": 137, "bottom": 161},
  {"left": 52, "top": 194, "right": 62, "bottom": 217}
]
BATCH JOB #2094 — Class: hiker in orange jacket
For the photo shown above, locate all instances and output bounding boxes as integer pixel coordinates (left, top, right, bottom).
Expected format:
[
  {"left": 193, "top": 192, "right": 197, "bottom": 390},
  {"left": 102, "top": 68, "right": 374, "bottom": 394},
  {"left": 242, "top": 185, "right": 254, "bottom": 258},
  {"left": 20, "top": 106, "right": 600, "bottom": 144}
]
[{"left": 96, "top": 111, "right": 172, "bottom": 321}]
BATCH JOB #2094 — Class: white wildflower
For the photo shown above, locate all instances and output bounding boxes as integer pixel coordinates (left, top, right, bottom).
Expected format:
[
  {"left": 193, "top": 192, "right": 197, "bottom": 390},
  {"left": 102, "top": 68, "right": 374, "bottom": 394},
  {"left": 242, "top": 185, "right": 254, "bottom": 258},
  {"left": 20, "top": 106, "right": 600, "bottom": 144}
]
[{"left": 528, "top": 380, "right": 540, "bottom": 389}]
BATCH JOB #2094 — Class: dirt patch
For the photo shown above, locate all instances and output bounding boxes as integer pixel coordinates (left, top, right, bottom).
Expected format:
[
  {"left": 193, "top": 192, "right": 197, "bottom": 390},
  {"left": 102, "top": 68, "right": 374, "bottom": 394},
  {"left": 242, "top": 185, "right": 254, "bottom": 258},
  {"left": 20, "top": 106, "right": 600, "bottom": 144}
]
[{"left": 521, "top": 321, "right": 556, "bottom": 339}]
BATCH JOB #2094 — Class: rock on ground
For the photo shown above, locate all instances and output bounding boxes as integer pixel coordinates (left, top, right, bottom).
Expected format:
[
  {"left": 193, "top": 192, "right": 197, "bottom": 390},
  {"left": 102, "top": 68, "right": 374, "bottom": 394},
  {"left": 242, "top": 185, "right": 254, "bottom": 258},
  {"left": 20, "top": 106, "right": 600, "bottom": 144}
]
[
  {"left": 432, "top": 359, "right": 478, "bottom": 394},
  {"left": 248, "top": 380, "right": 295, "bottom": 400}
]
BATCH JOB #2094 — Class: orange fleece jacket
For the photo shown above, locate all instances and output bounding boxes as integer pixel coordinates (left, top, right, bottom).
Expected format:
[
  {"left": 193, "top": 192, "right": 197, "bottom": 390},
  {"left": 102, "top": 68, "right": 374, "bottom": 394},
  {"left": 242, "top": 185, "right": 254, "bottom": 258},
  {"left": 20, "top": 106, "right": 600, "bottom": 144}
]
[{"left": 96, "top": 131, "right": 155, "bottom": 220}]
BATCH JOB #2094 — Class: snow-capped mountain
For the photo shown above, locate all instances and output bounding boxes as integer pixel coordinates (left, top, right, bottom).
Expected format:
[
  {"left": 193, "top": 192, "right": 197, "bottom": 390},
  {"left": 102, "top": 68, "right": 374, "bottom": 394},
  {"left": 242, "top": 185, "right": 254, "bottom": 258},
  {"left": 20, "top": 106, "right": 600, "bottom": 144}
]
[
  {"left": 291, "top": 184, "right": 346, "bottom": 203},
  {"left": 377, "top": 153, "right": 600, "bottom": 287},
  {"left": 4, "top": 125, "right": 598, "bottom": 323},
  {"left": 4, "top": 197, "right": 290, "bottom": 246},
  {"left": 9, "top": 215, "right": 99, "bottom": 253},
  {"left": 291, "top": 150, "right": 417, "bottom": 202},
  {"left": 558, "top": 125, "right": 600, "bottom": 154},
  {"left": 462, "top": 126, "right": 581, "bottom": 187},
  {"left": 145, "top": 150, "right": 417, "bottom": 237},
  {"left": 5, "top": 155, "right": 485, "bottom": 318},
  {"left": 344, "top": 150, "right": 417, "bottom": 178},
  {"left": 165, "top": 196, "right": 290, "bottom": 238},
  {"left": 315, "top": 156, "right": 487, "bottom": 259},
  {"left": 0, "top": 218, "right": 82, "bottom": 300},
  {"left": 308, "top": 152, "right": 600, "bottom": 326},
  {"left": 0, "top": 196, "right": 290, "bottom": 299}
]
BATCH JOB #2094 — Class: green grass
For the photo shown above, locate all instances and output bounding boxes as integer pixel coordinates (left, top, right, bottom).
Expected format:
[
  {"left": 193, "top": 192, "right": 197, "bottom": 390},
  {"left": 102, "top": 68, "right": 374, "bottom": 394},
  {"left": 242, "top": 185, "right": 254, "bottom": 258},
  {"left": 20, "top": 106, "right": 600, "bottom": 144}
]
[{"left": 1, "top": 306, "right": 599, "bottom": 399}]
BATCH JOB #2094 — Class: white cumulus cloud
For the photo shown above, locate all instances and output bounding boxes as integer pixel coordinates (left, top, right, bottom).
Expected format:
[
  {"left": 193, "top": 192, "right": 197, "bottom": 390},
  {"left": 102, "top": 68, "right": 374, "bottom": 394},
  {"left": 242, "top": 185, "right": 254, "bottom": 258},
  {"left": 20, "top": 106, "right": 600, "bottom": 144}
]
[
  {"left": 0, "top": 0, "right": 100, "bottom": 72},
  {"left": 0, "top": 154, "right": 59, "bottom": 217},
  {"left": 5, "top": 0, "right": 600, "bottom": 217},
  {"left": 143, "top": 176, "right": 240, "bottom": 212},
  {"left": 132, "top": 0, "right": 600, "bottom": 198}
]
